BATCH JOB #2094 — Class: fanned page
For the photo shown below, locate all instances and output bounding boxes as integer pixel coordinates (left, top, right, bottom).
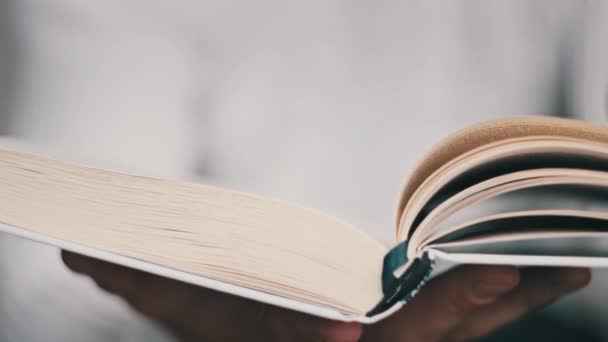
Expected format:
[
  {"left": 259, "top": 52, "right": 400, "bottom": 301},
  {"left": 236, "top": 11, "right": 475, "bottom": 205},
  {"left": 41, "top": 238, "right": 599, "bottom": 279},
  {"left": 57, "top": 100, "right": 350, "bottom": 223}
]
[
  {"left": 0, "top": 140, "right": 387, "bottom": 321},
  {"left": 361, "top": 117, "right": 608, "bottom": 322},
  {"left": 393, "top": 117, "right": 608, "bottom": 278},
  {"left": 428, "top": 211, "right": 608, "bottom": 269},
  {"left": 397, "top": 117, "right": 608, "bottom": 243}
]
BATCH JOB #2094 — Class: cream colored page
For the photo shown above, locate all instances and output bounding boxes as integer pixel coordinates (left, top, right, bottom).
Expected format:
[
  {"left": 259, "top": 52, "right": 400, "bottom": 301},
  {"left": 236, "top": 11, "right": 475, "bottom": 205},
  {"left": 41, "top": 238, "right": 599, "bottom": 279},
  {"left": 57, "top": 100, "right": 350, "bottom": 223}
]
[
  {"left": 396, "top": 117, "right": 608, "bottom": 236},
  {"left": 0, "top": 147, "right": 387, "bottom": 315},
  {"left": 416, "top": 169, "right": 608, "bottom": 248},
  {"left": 400, "top": 137, "right": 608, "bottom": 246},
  {"left": 427, "top": 210, "right": 608, "bottom": 251}
]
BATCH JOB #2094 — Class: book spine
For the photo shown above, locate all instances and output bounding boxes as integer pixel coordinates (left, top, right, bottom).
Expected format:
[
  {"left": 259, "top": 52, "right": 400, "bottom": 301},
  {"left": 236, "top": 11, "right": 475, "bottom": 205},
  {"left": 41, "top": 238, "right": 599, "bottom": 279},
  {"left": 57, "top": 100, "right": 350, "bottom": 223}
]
[{"left": 366, "top": 241, "right": 434, "bottom": 317}]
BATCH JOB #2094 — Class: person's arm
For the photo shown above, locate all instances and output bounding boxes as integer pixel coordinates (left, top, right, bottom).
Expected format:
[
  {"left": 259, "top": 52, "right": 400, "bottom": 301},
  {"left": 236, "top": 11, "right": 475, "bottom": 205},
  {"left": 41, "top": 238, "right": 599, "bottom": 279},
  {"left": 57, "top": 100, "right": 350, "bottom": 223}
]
[{"left": 61, "top": 251, "right": 589, "bottom": 342}]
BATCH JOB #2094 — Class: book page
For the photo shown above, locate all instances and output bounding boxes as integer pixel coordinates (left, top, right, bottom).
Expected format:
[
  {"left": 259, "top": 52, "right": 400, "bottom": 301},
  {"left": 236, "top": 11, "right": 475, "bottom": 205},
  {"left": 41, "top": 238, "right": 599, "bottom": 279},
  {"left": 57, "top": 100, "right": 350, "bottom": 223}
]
[
  {"left": 424, "top": 179, "right": 608, "bottom": 244},
  {"left": 397, "top": 117, "right": 608, "bottom": 241},
  {"left": 428, "top": 210, "right": 608, "bottom": 250},
  {"left": 400, "top": 137, "right": 608, "bottom": 248},
  {"left": 0, "top": 145, "right": 387, "bottom": 316},
  {"left": 430, "top": 231, "right": 608, "bottom": 260}
]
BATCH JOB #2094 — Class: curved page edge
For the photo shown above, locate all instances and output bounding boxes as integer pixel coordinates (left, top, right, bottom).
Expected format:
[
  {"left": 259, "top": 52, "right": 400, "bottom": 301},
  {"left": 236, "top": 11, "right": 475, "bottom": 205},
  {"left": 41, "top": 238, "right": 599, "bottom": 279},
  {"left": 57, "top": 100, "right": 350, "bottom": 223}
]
[{"left": 0, "top": 222, "right": 367, "bottom": 322}]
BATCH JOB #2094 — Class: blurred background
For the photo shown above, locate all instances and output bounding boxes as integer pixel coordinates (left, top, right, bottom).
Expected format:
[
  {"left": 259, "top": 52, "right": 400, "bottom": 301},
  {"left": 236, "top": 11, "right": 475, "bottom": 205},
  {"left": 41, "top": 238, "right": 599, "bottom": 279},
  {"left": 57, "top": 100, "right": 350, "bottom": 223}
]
[{"left": 0, "top": 1, "right": 607, "bottom": 341}]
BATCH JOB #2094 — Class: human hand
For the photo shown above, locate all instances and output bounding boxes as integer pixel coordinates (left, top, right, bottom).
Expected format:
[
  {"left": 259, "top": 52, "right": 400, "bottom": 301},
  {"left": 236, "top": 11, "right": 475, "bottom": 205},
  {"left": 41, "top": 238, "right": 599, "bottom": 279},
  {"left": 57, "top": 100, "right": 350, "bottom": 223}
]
[
  {"left": 62, "top": 251, "right": 589, "bottom": 342},
  {"left": 362, "top": 265, "right": 590, "bottom": 342},
  {"left": 61, "top": 251, "right": 362, "bottom": 341}
]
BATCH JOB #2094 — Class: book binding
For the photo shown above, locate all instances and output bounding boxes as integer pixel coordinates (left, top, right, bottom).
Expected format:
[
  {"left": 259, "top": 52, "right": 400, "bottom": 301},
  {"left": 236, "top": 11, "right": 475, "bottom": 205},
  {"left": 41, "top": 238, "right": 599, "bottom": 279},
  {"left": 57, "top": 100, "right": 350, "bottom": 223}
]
[{"left": 366, "top": 241, "right": 434, "bottom": 317}]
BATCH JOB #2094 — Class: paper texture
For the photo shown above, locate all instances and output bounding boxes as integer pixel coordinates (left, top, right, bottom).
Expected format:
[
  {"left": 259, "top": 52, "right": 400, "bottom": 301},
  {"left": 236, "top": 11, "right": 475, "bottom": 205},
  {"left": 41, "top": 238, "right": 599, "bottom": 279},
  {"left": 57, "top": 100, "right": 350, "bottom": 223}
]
[
  {"left": 430, "top": 249, "right": 608, "bottom": 268},
  {"left": 0, "top": 221, "right": 391, "bottom": 323},
  {"left": 397, "top": 117, "right": 608, "bottom": 232}
]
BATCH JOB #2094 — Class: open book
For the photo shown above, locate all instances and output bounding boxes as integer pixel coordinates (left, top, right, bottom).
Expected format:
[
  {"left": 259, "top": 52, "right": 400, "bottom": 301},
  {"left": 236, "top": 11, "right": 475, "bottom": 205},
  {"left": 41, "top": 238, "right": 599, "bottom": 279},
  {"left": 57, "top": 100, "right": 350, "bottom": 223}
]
[{"left": 2, "top": 116, "right": 608, "bottom": 323}]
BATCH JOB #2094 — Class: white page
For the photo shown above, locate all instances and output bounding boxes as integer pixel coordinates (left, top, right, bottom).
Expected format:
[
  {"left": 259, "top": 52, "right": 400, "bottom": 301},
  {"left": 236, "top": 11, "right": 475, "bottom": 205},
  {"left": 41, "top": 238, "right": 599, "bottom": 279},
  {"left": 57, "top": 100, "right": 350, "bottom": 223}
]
[{"left": 429, "top": 232, "right": 608, "bottom": 268}]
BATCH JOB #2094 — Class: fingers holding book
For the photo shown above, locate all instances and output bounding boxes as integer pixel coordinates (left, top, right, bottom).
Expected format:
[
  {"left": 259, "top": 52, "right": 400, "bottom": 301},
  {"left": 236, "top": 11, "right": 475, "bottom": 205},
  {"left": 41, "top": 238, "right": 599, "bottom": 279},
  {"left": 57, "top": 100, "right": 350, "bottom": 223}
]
[
  {"left": 61, "top": 251, "right": 364, "bottom": 342},
  {"left": 362, "top": 265, "right": 590, "bottom": 342},
  {"left": 61, "top": 251, "right": 589, "bottom": 342}
]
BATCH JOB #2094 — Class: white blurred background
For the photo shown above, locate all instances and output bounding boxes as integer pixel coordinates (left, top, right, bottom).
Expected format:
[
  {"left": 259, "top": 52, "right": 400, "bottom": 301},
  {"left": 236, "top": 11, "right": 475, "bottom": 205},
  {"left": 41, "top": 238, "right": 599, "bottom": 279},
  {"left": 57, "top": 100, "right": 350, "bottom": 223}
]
[{"left": 0, "top": 1, "right": 607, "bottom": 341}]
